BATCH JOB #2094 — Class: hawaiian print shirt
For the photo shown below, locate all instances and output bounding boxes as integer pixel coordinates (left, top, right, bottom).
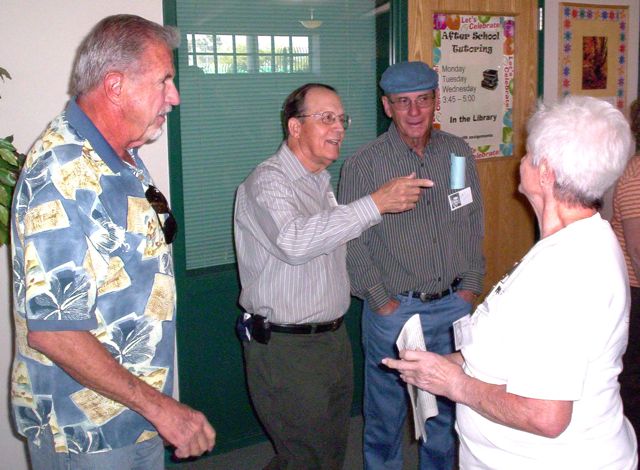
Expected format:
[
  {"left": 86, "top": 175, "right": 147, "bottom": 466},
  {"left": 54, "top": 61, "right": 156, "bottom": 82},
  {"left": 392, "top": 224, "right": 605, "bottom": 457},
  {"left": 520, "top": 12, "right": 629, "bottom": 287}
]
[{"left": 10, "top": 99, "right": 176, "bottom": 454}]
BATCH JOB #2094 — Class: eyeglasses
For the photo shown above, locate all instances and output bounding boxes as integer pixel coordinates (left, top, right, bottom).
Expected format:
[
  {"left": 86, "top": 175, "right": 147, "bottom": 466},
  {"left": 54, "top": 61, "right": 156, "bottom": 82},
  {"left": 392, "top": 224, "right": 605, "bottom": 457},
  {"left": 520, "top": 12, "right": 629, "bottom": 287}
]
[
  {"left": 386, "top": 94, "right": 435, "bottom": 110},
  {"left": 145, "top": 185, "right": 178, "bottom": 245},
  {"left": 296, "top": 111, "right": 351, "bottom": 130}
]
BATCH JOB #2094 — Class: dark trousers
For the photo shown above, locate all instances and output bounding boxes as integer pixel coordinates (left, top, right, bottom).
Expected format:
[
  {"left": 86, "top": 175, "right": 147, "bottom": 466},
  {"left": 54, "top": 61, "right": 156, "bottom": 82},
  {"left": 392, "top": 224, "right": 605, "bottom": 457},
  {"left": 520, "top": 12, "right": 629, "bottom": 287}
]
[
  {"left": 621, "top": 286, "right": 640, "bottom": 444},
  {"left": 243, "top": 323, "right": 353, "bottom": 470}
]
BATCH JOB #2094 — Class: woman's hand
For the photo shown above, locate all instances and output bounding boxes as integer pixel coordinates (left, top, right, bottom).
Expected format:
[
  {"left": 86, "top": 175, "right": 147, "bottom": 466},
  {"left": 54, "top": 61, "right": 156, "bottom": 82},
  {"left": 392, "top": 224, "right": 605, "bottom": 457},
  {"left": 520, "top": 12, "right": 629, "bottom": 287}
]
[
  {"left": 382, "top": 350, "right": 466, "bottom": 401},
  {"left": 384, "top": 350, "right": 573, "bottom": 437}
]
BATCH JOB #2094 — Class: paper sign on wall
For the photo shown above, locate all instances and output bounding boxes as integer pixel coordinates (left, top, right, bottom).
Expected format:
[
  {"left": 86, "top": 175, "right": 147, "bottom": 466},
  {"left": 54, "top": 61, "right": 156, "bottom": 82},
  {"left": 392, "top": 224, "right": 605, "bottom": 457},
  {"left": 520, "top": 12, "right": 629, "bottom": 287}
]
[{"left": 433, "top": 14, "right": 515, "bottom": 159}]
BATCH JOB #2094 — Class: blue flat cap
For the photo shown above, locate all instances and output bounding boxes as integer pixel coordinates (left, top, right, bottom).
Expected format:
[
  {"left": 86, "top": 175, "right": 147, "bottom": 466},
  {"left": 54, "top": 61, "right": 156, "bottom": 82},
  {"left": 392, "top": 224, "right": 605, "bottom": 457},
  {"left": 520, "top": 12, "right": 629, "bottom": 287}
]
[{"left": 380, "top": 61, "right": 439, "bottom": 94}]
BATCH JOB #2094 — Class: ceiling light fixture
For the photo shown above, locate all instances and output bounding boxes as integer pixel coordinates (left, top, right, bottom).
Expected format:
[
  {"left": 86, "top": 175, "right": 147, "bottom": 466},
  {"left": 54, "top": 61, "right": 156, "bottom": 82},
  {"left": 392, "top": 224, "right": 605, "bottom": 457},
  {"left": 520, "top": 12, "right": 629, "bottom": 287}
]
[{"left": 300, "top": 8, "right": 322, "bottom": 29}]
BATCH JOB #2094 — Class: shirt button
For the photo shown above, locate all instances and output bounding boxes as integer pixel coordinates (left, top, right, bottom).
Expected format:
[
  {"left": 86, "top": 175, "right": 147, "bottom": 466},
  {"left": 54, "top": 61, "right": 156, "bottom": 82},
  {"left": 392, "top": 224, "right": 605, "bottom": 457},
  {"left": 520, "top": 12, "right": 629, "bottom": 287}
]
[{"left": 438, "top": 276, "right": 442, "bottom": 281}]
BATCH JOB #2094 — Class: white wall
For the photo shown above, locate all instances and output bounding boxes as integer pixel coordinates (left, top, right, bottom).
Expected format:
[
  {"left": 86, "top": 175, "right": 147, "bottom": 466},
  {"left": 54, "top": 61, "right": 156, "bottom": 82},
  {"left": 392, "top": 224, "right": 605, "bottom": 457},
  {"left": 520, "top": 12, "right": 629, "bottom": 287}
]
[{"left": 0, "top": 2, "right": 167, "bottom": 468}]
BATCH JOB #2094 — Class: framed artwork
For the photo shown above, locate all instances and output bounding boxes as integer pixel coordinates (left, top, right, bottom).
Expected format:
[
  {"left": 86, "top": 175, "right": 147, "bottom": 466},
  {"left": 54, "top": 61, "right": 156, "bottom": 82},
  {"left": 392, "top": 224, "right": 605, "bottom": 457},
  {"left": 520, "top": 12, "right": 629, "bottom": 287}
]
[
  {"left": 559, "top": 3, "right": 628, "bottom": 109},
  {"left": 543, "top": 0, "right": 638, "bottom": 111}
]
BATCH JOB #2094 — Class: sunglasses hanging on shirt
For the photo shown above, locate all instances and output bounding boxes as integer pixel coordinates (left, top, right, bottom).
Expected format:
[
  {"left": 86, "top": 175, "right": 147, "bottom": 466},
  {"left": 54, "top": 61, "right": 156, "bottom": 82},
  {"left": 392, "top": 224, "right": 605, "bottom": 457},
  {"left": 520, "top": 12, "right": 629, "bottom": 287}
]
[{"left": 145, "top": 185, "right": 178, "bottom": 245}]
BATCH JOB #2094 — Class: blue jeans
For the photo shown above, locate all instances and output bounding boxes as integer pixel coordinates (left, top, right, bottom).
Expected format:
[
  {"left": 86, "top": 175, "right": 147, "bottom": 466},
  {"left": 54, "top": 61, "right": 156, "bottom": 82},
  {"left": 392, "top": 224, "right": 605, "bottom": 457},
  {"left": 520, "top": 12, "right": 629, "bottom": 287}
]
[
  {"left": 28, "top": 425, "right": 164, "bottom": 470},
  {"left": 362, "top": 292, "right": 472, "bottom": 470}
]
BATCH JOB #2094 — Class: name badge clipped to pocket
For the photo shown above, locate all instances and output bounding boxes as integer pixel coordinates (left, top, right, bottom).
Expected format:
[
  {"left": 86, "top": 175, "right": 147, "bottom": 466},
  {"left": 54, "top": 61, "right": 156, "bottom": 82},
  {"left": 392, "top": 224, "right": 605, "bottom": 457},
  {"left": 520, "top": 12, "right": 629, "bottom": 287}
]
[
  {"left": 448, "top": 187, "right": 473, "bottom": 211},
  {"left": 327, "top": 191, "right": 338, "bottom": 207},
  {"left": 453, "top": 314, "right": 473, "bottom": 350}
]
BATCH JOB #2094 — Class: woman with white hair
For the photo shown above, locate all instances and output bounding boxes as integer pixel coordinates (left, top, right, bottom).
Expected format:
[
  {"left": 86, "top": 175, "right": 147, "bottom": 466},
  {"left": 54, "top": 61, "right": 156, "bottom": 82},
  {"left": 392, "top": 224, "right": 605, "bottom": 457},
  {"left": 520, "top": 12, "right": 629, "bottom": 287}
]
[{"left": 383, "top": 96, "right": 637, "bottom": 469}]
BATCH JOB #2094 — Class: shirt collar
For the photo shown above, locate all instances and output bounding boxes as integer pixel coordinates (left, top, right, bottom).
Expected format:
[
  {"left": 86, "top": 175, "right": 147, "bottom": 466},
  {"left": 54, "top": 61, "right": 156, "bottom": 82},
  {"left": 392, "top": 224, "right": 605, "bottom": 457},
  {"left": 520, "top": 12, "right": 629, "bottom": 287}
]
[
  {"left": 387, "top": 121, "right": 441, "bottom": 156},
  {"left": 65, "top": 97, "right": 139, "bottom": 174},
  {"left": 279, "top": 142, "right": 329, "bottom": 183}
]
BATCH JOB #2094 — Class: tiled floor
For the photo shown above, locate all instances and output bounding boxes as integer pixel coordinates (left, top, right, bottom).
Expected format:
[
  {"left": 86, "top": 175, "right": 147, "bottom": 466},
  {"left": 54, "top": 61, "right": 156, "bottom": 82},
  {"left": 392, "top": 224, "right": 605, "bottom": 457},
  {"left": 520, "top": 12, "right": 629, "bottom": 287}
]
[{"left": 171, "top": 415, "right": 420, "bottom": 470}]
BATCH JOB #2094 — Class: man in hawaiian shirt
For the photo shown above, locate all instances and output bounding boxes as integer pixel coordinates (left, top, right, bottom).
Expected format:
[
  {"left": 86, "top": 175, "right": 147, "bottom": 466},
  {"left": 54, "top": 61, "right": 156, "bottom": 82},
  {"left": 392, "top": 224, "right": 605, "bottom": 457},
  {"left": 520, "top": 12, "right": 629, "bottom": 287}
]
[{"left": 10, "top": 15, "right": 215, "bottom": 469}]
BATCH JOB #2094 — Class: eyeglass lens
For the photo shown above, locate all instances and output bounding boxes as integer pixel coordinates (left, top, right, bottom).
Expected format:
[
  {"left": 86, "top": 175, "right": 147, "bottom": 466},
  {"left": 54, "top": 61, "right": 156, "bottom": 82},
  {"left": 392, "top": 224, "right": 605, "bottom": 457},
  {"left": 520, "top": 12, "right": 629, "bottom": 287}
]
[
  {"left": 145, "top": 185, "right": 178, "bottom": 244},
  {"left": 297, "top": 112, "right": 350, "bottom": 129},
  {"left": 390, "top": 95, "right": 435, "bottom": 109},
  {"left": 317, "top": 112, "right": 350, "bottom": 129}
]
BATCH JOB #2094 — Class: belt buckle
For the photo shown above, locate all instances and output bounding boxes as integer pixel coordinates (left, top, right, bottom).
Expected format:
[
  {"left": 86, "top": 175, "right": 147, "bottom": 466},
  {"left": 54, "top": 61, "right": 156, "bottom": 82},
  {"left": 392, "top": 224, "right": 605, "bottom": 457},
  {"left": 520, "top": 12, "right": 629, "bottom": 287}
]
[{"left": 420, "top": 291, "right": 443, "bottom": 302}]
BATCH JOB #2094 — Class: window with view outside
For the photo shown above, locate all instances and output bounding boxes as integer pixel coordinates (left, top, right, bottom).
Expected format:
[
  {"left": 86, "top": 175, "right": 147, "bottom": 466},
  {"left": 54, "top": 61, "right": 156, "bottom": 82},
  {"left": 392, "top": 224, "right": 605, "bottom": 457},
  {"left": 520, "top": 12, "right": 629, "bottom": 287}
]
[
  {"left": 186, "top": 33, "right": 311, "bottom": 74},
  {"left": 176, "top": 0, "right": 377, "bottom": 269}
]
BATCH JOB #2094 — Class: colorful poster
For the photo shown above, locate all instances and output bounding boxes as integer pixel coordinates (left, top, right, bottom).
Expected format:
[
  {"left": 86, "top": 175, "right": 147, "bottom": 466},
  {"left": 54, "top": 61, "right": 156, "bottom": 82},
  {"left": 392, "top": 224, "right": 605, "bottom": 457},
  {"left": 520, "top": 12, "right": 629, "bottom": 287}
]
[{"left": 433, "top": 14, "right": 515, "bottom": 159}]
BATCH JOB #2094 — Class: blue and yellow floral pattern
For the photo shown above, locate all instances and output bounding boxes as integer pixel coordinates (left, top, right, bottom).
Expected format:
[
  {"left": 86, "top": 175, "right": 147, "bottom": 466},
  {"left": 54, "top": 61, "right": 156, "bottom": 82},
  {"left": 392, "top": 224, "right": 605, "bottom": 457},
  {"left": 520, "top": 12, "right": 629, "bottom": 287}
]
[{"left": 10, "top": 99, "right": 176, "bottom": 453}]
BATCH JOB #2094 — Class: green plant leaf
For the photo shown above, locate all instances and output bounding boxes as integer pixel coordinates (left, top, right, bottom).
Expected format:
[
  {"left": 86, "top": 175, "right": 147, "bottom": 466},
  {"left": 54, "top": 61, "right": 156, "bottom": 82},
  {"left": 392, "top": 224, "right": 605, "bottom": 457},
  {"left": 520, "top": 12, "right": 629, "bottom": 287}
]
[
  {"left": 0, "top": 135, "right": 15, "bottom": 146},
  {"left": 0, "top": 168, "right": 17, "bottom": 187},
  {"left": 0, "top": 204, "right": 8, "bottom": 227},
  {"left": 0, "top": 146, "right": 19, "bottom": 167},
  {"left": 0, "top": 157, "right": 17, "bottom": 172},
  {"left": 0, "top": 222, "right": 8, "bottom": 246},
  {"left": 0, "top": 184, "right": 10, "bottom": 207}
]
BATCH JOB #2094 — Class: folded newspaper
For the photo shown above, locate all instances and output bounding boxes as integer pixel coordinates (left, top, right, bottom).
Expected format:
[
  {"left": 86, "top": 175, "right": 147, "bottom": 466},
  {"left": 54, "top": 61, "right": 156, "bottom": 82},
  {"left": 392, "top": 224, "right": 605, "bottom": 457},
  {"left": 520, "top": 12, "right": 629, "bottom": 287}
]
[{"left": 395, "top": 314, "right": 439, "bottom": 442}]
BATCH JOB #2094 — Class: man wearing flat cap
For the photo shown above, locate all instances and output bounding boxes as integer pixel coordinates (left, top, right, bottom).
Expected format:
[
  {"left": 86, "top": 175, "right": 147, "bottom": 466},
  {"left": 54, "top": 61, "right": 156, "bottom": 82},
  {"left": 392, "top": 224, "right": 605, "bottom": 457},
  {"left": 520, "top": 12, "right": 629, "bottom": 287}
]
[{"left": 339, "top": 61, "right": 485, "bottom": 469}]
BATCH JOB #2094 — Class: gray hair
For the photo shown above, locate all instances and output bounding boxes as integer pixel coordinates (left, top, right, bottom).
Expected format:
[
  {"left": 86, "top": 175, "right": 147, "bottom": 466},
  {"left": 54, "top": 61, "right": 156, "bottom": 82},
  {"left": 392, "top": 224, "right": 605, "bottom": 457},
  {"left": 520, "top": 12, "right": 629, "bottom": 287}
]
[
  {"left": 70, "top": 14, "right": 180, "bottom": 97},
  {"left": 526, "top": 96, "right": 633, "bottom": 208}
]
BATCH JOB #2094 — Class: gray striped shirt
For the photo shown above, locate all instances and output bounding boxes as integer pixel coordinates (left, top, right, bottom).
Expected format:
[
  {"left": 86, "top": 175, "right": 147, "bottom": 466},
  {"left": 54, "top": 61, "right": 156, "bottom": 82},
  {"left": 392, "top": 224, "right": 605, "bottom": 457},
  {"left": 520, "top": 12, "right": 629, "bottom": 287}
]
[
  {"left": 234, "top": 142, "right": 382, "bottom": 323},
  {"left": 338, "top": 123, "right": 485, "bottom": 311}
]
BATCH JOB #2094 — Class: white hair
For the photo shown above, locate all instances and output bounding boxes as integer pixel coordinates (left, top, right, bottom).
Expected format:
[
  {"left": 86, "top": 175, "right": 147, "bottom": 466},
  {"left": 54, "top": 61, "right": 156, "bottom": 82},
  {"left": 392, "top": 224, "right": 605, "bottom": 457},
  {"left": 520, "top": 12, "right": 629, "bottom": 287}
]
[{"left": 526, "top": 96, "right": 634, "bottom": 207}]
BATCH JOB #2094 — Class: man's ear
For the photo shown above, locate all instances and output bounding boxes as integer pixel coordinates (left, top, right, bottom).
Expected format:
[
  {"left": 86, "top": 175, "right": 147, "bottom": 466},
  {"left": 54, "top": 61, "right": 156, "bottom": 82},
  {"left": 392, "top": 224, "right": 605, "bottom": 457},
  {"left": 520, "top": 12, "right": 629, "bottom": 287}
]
[
  {"left": 288, "top": 117, "right": 302, "bottom": 139},
  {"left": 381, "top": 96, "right": 393, "bottom": 118},
  {"left": 103, "top": 71, "right": 124, "bottom": 104}
]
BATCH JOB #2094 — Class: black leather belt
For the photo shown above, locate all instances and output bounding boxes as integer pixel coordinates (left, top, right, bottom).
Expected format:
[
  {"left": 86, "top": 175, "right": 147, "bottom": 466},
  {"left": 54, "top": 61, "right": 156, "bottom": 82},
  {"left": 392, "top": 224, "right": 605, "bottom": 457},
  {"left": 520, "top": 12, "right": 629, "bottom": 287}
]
[
  {"left": 400, "top": 277, "right": 462, "bottom": 303},
  {"left": 270, "top": 316, "right": 344, "bottom": 334}
]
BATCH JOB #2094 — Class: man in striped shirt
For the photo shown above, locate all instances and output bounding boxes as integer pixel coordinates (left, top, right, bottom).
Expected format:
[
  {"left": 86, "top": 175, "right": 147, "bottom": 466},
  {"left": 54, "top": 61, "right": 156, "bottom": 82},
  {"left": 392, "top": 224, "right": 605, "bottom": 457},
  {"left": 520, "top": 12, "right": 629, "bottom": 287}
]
[
  {"left": 234, "top": 82, "right": 433, "bottom": 469},
  {"left": 339, "top": 61, "right": 485, "bottom": 470}
]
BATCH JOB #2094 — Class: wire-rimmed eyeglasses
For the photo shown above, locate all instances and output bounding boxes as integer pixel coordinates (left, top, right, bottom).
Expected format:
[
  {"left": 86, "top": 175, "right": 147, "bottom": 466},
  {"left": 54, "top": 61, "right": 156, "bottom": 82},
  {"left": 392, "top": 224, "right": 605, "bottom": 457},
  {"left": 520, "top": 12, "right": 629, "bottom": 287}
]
[
  {"left": 296, "top": 111, "right": 351, "bottom": 130},
  {"left": 145, "top": 185, "right": 178, "bottom": 245},
  {"left": 386, "top": 93, "right": 435, "bottom": 110}
]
